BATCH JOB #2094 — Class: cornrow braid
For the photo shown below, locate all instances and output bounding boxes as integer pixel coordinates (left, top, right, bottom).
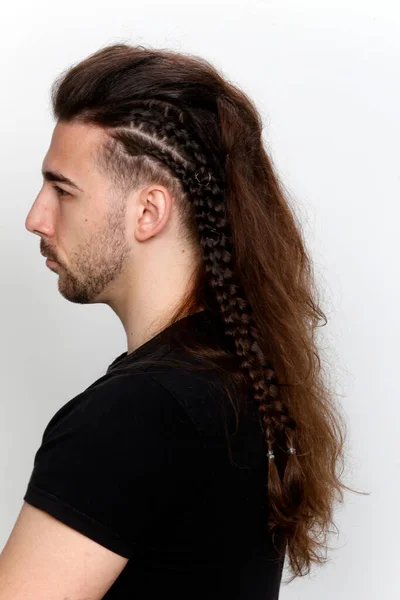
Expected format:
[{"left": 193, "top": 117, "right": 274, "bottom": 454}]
[{"left": 106, "top": 100, "right": 298, "bottom": 485}]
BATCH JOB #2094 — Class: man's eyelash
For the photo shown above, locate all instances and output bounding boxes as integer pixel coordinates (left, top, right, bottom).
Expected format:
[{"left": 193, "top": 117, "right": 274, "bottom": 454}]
[{"left": 53, "top": 185, "right": 70, "bottom": 197}]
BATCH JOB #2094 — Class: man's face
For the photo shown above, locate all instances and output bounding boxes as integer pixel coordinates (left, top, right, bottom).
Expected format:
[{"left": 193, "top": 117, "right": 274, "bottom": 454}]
[{"left": 25, "top": 120, "right": 132, "bottom": 305}]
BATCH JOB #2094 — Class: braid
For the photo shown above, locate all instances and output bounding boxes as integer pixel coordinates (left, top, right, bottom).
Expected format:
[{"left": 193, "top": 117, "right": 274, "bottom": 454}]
[{"left": 108, "top": 100, "right": 299, "bottom": 497}]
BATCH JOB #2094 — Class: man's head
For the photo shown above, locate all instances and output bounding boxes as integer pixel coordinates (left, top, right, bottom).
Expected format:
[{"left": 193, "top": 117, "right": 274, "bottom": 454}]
[{"left": 25, "top": 120, "right": 194, "bottom": 311}]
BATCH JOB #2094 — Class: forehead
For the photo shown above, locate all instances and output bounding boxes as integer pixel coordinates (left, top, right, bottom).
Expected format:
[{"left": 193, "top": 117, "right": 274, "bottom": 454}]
[{"left": 42, "top": 121, "right": 107, "bottom": 180}]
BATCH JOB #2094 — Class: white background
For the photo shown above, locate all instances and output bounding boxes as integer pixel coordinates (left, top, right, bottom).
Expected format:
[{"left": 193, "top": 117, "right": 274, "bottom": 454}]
[{"left": 0, "top": 1, "right": 399, "bottom": 598}]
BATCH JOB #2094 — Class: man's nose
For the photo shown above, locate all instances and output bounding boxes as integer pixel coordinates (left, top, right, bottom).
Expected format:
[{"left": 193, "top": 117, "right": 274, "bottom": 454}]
[{"left": 25, "top": 194, "right": 55, "bottom": 238}]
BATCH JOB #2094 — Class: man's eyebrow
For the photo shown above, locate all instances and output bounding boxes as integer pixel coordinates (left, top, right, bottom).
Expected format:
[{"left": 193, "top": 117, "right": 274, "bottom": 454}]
[{"left": 41, "top": 169, "right": 83, "bottom": 192}]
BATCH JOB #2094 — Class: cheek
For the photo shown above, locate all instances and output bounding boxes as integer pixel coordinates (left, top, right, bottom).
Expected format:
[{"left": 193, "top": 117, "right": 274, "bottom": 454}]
[
  {"left": 56, "top": 209, "right": 84, "bottom": 254},
  {"left": 59, "top": 203, "right": 92, "bottom": 233}
]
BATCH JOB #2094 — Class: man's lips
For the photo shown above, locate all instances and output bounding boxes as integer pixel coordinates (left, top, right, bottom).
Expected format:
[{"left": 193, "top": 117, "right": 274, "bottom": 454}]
[{"left": 41, "top": 250, "right": 56, "bottom": 261}]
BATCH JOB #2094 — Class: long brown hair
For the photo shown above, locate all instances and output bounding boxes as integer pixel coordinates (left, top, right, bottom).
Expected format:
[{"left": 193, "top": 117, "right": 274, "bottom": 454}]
[{"left": 49, "top": 43, "right": 366, "bottom": 581}]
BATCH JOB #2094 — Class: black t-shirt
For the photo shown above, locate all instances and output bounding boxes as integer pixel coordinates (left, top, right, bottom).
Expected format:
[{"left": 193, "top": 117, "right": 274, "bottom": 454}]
[{"left": 23, "top": 309, "right": 286, "bottom": 599}]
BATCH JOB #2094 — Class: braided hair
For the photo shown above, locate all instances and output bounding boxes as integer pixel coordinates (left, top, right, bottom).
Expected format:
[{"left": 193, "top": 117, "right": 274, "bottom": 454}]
[
  {"left": 49, "top": 43, "right": 356, "bottom": 580},
  {"left": 102, "top": 97, "right": 299, "bottom": 491}
]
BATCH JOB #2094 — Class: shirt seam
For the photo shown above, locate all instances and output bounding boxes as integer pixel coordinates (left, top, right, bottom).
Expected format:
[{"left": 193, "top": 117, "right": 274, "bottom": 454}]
[{"left": 146, "top": 371, "right": 205, "bottom": 442}]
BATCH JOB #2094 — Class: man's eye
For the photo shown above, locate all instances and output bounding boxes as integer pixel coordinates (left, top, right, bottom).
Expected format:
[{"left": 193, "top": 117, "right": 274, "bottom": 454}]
[{"left": 53, "top": 185, "right": 70, "bottom": 197}]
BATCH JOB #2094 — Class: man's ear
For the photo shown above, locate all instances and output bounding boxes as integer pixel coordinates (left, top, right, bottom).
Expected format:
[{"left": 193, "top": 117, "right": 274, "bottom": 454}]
[{"left": 135, "top": 185, "right": 172, "bottom": 242}]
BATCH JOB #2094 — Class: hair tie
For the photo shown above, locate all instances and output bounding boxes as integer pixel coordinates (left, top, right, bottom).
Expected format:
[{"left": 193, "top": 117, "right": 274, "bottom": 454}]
[
  {"left": 194, "top": 169, "right": 211, "bottom": 186},
  {"left": 267, "top": 447, "right": 296, "bottom": 460}
]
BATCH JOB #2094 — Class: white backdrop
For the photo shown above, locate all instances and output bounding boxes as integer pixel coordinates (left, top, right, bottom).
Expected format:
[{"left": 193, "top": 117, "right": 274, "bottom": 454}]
[{"left": 0, "top": 1, "right": 398, "bottom": 598}]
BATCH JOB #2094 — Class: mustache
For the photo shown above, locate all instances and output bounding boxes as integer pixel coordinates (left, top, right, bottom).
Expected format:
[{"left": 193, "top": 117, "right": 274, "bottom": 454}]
[{"left": 40, "top": 245, "right": 57, "bottom": 262}]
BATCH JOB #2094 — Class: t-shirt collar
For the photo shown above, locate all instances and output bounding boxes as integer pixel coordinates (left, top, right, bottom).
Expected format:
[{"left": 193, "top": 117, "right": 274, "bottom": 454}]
[{"left": 106, "top": 309, "right": 212, "bottom": 373}]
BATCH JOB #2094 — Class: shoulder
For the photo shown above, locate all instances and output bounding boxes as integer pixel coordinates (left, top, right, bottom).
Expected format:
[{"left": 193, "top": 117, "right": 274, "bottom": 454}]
[
  {"left": 41, "top": 370, "right": 191, "bottom": 444},
  {"left": 143, "top": 350, "right": 238, "bottom": 439},
  {"left": 23, "top": 372, "right": 206, "bottom": 565}
]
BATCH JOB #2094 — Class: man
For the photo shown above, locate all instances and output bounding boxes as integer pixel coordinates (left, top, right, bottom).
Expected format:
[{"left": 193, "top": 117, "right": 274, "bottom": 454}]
[{"left": 0, "top": 119, "right": 284, "bottom": 599}]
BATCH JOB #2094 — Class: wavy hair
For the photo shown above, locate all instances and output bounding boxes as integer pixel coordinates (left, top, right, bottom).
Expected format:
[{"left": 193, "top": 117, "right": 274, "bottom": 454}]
[{"left": 49, "top": 43, "right": 365, "bottom": 581}]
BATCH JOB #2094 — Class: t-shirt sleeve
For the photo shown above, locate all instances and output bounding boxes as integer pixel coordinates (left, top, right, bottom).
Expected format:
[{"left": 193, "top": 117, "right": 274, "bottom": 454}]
[{"left": 23, "top": 372, "right": 203, "bottom": 559}]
